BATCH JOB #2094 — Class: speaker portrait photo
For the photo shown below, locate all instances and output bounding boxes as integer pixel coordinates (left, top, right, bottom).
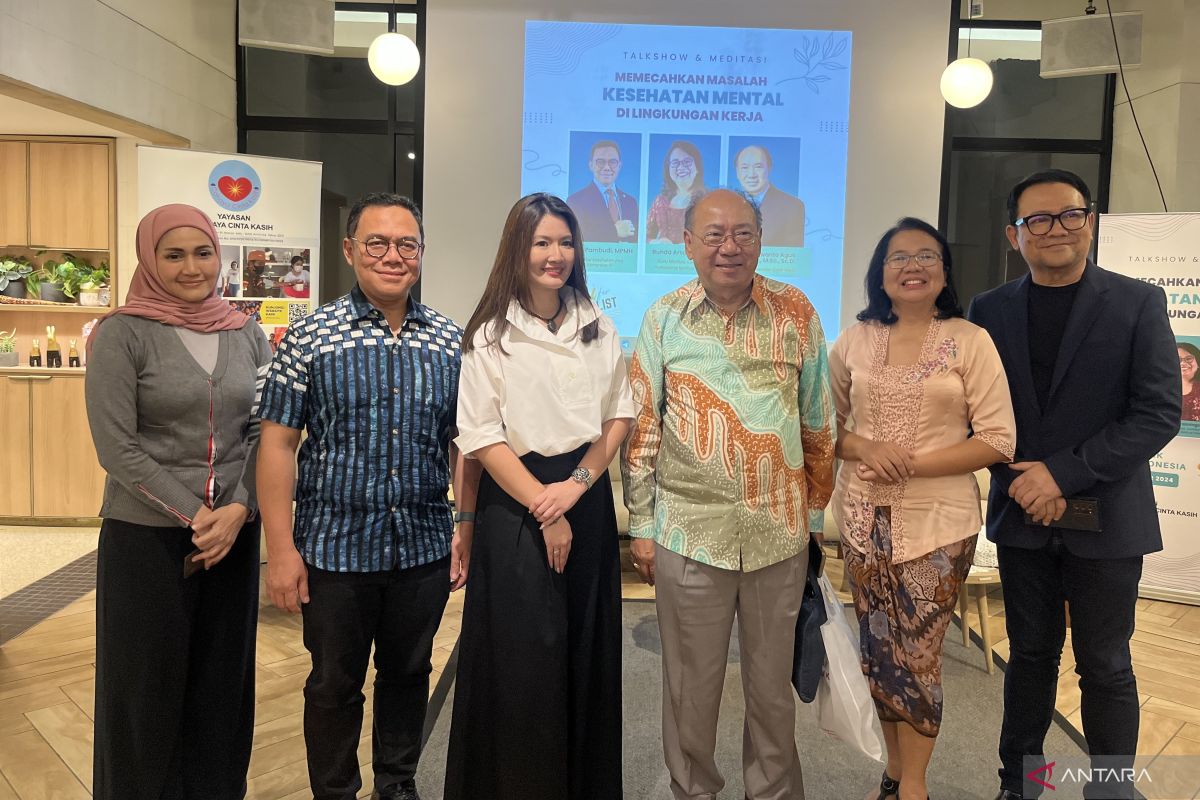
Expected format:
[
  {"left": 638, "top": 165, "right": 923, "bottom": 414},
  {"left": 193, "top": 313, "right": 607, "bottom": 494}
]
[
  {"left": 731, "top": 140, "right": 806, "bottom": 248},
  {"left": 645, "top": 134, "right": 720, "bottom": 244},
  {"left": 1180, "top": 339, "right": 1200, "bottom": 423},
  {"left": 566, "top": 134, "right": 640, "bottom": 244}
]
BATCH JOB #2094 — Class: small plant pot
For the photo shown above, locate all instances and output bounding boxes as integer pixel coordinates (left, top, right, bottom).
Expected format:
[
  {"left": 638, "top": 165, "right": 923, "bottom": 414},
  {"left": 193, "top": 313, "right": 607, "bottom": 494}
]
[
  {"left": 1, "top": 282, "right": 27, "bottom": 299},
  {"left": 38, "top": 282, "right": 69, "bottom": 303},
  {"left": 79, "top": 290, "right": 108, "bottom": 307},
  {"left": 0, "top": 352, "right": 18, "bottom": 367}
]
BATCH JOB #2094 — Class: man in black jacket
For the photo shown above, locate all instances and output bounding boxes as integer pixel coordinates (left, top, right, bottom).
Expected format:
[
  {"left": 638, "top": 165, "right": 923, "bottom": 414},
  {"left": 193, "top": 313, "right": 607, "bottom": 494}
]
[{"left": 967, "top": 169, "right": 1180, "bottom": 800}]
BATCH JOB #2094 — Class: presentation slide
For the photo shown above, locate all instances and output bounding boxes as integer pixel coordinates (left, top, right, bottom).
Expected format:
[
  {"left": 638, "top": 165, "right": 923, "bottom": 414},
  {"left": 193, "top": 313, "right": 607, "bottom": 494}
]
[{"left": 521, "top": 20, "right": 853, "bottom": 344}]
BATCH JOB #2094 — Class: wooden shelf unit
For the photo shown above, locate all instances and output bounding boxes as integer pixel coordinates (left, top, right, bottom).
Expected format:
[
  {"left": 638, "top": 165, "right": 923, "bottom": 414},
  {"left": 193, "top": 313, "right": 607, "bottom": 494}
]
[{"left": 0, "top": 135, "right": 117, "bottom": 314}]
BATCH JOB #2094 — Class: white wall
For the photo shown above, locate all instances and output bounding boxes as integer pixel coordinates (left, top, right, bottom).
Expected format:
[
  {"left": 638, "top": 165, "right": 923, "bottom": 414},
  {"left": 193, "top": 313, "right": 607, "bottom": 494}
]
[
  {"left": 1105, "top": 0, "right": 1199, "bottom": 213},
  {"left": 0, "top": 0, "right": 237, "bottom": 150},
  {"left": 965, "top": 0, "right": 1200, "bottom": 213},
  {"left": 423, "top": 0, "right": 952, "bottom": 332}
]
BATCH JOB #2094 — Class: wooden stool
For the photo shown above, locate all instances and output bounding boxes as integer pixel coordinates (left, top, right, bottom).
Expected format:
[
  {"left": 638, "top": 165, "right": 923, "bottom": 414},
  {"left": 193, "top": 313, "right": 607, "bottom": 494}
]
[{"left": 958, "top": 565, "right": 1002, "bottom": 673}]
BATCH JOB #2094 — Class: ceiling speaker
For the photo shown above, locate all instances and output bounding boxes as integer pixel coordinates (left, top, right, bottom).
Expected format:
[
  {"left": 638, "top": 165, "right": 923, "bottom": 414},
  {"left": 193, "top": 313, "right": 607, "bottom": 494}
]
[
  {"left": 1040, "top": 11, "right": 1142, "bottom": 78},
  {"left": 239, "top": 0, "right": 335, "bottom": 56}
]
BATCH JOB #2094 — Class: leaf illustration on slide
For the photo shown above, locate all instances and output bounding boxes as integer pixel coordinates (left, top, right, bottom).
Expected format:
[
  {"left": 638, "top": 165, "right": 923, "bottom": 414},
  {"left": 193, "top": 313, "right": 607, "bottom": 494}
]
[
  {"left": 823, "top": 36, "right": 847, "bottom": 60},
  {"left": 795, "top": 42, "right": 810, "bottom": 68},
  {"left": 779, "top": 32, "right": 849, "bottom": 92}
]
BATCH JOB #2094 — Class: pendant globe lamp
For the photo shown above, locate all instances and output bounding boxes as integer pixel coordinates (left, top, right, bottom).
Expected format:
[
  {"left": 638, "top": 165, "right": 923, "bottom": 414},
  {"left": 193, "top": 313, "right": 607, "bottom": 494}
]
[
  {"left": 941, "top": 22, "right": 993, "bottom": 108},
  {"left": 368, "top": 3, "right": 420, "bottom": 86}
]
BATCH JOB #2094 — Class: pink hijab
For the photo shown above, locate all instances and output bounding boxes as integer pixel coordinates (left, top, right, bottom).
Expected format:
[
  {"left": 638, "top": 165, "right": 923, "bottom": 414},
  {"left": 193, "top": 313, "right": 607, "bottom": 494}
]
[{"left": 89, "top": 204, "right": 249, "bottom": 353}]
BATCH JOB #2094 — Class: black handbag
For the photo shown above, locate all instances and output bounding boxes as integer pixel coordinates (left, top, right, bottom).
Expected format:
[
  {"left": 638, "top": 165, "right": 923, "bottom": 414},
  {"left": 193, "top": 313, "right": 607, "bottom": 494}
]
[{"left": 791, "top": 537, "right": 828, "bottom": 703}]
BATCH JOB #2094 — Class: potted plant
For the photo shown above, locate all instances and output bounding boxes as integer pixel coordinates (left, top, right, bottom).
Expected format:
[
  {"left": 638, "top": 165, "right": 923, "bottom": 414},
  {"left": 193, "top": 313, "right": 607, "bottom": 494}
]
[
  {"left": 27, "top": 253, "right": 92, "bottom": 303},
  {"left": 0, "top": 258, "right": 33, "bottom": 299},
  {"left": 78, "top": 261, "right": 111, "bottom": 307},
  {"left": 0, "top": 329, "right": 17, "bottom": 367}
]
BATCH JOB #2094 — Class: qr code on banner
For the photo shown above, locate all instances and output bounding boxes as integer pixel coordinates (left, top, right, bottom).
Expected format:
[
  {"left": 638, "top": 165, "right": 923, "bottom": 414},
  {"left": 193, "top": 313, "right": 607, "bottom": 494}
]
[{"left": 288, "top": 302, "right": 310, "bottom": 324}]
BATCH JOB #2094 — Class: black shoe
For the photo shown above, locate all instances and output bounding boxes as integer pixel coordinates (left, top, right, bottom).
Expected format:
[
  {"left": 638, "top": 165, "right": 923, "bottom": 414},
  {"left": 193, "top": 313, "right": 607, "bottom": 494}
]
[
  {"left": 371, "top": 787, "right": 420, "bottom": 800},
  {"left": 994, "top": 791, "right": 1023, "bottom": 800},
  {"left": 878, "top": 771, "right": 901, "bottom": 799}
]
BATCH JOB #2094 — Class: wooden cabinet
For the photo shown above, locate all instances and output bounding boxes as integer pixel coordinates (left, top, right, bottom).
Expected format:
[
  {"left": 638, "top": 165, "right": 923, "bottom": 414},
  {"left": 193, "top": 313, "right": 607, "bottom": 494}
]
[
  {"left": 28, "top": 142, "right": 111, "bottom": 251},
  {"left": 0, "top": 137, "right": 113, "bottom": 251},
  {"left": 0, "top": 372, "right": 105, "bottom": 519},
  {"left": 0, "top": 141, "right": 29, "bottom": 247},
  {"left": 0, "top": 374, "right": 33, "bottom": 516}
]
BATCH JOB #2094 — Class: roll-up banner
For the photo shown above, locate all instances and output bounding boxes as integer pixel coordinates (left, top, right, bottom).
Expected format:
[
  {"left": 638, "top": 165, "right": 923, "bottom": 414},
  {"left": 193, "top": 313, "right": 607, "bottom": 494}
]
[
  {"left": 1099, "top": 212, "right": 1200, "bottom": 605},
  {"left": 138, "top": 146, "right": 322, "bottom": 349}
]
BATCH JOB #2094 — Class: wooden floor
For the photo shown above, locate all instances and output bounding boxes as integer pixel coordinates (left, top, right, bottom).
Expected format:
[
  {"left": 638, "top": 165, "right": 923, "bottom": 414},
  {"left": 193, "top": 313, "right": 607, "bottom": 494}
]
[{"left": 1, "top": 554, "right": 1199, "bottom": 798}]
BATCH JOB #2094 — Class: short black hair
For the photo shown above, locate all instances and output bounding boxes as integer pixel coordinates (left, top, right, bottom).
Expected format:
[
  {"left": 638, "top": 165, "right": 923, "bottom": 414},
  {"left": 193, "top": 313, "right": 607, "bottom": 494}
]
[
  {"left": 683, "top": 189, "right": 763, "bottom": 233},
  {"left": 590, "top": 139, "right": 621, "bottom": 160},
  {"left": 1007, "top": 169, "right": 1092, "bottom": 224},
  {"left": 857, "top": 217, "right": 963, "bottom": 325},
  {"left": 346, "top": 192, "right": 424, "bottom": 239}
]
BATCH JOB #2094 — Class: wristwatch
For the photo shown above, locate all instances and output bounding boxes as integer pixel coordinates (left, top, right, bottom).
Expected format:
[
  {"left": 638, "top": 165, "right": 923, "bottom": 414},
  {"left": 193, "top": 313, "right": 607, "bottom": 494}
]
[
  {"left": 454, "top": 511, "right": 476, "bottom": 523},
  {"left": 570, "top": 466, "right": 593, "bottom": 489}
]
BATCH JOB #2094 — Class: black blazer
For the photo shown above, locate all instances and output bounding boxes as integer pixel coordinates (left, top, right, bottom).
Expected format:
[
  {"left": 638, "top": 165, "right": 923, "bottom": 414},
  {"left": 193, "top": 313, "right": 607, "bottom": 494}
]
[{"left": 966, "top": 263, "right": 1180, "bottom": 558}]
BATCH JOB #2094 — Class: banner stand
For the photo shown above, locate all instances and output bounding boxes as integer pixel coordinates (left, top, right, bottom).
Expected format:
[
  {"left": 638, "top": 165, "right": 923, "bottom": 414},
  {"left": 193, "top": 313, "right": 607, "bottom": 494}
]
[
  {"left": 138, "top": 146, "right": 322, "bottom": 348},
  {"left": 1099, "top": 212, "right": 1200, "bottom": 606}
]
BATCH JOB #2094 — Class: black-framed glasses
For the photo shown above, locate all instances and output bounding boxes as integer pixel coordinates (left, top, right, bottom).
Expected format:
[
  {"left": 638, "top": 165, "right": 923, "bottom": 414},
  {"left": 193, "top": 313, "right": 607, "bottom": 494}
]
[
  {"left": 351, "top": 237, "right": 424, "bottom": 259},
  {"left": 693, "top": 230, "right": 760, "bottom": 248},
  {"left": 1014, "top": 208, "right": 1090, "bottom": 236},
  {"left": 669, "top": 157, "right": 695, "bottom": 170},
  {"left": 885, "top": 251, "right": 942, "bottom": 269}
]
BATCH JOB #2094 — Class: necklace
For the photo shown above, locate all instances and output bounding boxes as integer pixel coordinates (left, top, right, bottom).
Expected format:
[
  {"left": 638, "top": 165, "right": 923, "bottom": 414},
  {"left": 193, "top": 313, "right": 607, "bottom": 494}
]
[{"left": 525, "top": 295, "right": 565, "bottom": 333}]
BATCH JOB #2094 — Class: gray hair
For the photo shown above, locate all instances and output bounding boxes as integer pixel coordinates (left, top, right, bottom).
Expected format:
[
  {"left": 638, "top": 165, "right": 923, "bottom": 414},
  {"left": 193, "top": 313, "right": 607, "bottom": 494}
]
[{"left": 683, "top": 188, "right": 763, "bottom": 233}]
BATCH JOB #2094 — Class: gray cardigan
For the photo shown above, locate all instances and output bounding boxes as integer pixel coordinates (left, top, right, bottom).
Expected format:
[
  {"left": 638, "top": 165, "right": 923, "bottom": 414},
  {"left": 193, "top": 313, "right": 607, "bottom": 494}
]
[{"left": 85, "top": 314, "right": 273, "bottom": 528}]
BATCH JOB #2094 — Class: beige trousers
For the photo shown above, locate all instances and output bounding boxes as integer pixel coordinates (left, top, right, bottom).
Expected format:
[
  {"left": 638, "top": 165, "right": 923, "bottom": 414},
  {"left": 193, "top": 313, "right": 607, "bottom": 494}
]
[{"left": 654, "top": 543, "right": 806, "bottom": 800}]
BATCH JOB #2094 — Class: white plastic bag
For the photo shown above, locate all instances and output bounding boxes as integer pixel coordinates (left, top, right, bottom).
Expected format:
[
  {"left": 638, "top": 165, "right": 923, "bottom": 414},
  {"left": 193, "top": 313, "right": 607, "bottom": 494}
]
[{"left": 813, "top": 574, "right": 885, "bottom": 762}]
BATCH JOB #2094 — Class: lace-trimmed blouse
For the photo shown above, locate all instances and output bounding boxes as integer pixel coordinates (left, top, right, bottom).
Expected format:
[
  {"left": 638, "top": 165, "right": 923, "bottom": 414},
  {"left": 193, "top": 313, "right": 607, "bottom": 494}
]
[{"left": 829, "top": 317, "right": 1016, "bottom": 563}]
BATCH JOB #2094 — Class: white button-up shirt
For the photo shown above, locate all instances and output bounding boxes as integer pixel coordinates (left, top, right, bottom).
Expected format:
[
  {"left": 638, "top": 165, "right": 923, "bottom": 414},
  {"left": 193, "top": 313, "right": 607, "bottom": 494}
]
[{"left": 455, "top": 293, "right": 635, "bottom": 458}]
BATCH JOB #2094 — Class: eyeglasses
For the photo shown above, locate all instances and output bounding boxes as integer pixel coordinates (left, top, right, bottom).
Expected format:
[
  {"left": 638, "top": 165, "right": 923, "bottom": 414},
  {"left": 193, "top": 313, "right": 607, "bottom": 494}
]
[
  {"left": 692, "top": 230, "right": 760, "bottom": 248},
  {"left": 669, "top": 157, "right": 695, "bottom": 170},
  {"left": 351, "top": 237, "right": 423, "bottom": 259},
  {"left": 1182, "top": 356, "right": 1197, "bottom": 367},
  {"left": 885, "top": 251, "right": 942, "bottom": 269},
  {"left": 1014, "top": 208, "right": 1090, "bottom": 236},
  {"left": 592, "top": 158, "right": 620, "bottom": 169}
]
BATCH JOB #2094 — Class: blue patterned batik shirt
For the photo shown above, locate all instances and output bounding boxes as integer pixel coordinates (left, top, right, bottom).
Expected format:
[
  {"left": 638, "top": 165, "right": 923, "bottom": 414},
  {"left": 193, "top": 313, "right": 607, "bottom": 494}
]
[{"left": 259, "top": 285, "right": 462, "bottom": 572}]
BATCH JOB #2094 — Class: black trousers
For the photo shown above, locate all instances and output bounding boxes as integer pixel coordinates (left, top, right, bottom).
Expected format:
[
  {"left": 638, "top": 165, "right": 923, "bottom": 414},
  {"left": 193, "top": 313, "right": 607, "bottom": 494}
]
[
  {"left": 93, "top": 517, "right": 260, "bottom": 800},
  {"left": 444, "top": 447, "right": 623, "bottom": 800},
  {"left": 997, "top": 533, "right": 1143, "bottom": 799},
  {"left": 301, "top": 555, "right": 450, "bottom": 800}
]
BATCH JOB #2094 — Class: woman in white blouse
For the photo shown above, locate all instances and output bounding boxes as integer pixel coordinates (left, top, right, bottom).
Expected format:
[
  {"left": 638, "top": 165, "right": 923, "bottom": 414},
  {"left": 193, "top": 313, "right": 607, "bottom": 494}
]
[{"left": 444, "top": 193, "right": 634, "bottom": 799}]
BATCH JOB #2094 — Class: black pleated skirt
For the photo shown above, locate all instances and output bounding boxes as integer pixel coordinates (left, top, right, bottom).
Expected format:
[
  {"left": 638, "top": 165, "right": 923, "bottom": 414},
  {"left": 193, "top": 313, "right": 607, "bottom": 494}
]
[{"left": 443, "top": 445, "right": 623, "bottom": 800}]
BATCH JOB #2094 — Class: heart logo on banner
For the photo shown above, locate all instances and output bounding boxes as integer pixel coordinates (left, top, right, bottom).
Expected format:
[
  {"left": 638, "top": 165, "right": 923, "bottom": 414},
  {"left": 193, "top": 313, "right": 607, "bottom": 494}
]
[{"left": 217, "top": 176, "right": 252, "bottom": 201}]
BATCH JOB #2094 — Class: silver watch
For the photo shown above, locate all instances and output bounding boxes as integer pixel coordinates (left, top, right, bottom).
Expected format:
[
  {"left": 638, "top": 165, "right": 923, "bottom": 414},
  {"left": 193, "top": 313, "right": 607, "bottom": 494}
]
[{"left": 570, "top": 467, "right": 593, "bottom": 489}]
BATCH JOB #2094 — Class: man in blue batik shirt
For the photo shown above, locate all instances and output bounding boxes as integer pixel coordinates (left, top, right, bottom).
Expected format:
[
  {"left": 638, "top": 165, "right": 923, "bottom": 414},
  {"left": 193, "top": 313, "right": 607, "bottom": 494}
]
[{"left": 258, "top": 192, "right": 478, "bottom": 800}]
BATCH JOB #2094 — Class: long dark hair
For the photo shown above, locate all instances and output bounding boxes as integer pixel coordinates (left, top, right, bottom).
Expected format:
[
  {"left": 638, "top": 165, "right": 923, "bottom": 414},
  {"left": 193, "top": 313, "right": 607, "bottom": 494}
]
[
  {"left": 463, "top": 193, "right": 599, "bottom": 352},
  {"left": 658, "top": 140, "right": 706, "bottom": 200},
  {"left": 857, "top": 217, "right": 963, "bottom": 325}
]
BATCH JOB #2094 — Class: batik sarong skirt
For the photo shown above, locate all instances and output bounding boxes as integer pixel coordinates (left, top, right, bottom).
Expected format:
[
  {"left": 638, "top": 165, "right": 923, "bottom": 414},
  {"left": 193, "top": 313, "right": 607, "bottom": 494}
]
[{"left": 842, "top": 506, "right": 975, "bottom": 737}]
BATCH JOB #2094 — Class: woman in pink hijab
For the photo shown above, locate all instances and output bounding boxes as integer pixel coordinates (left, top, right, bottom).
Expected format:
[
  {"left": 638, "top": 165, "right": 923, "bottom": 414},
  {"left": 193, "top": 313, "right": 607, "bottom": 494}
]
[{"left": 85, "top": 204, "right": 273, "bottom": 800}]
